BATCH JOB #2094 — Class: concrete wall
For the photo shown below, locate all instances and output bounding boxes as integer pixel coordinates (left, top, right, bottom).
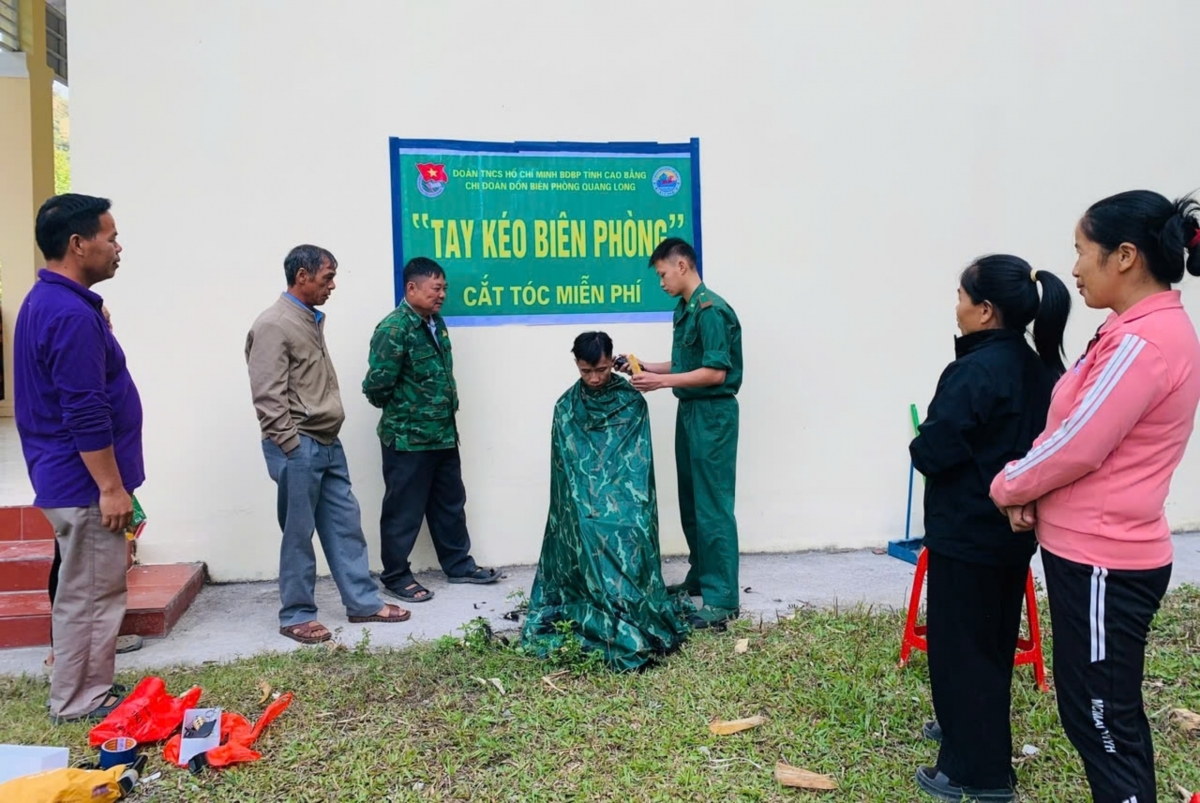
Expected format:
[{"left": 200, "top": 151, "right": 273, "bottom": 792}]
[{"left": 65, "top": 0, "right": 1200, "bottom": 581}]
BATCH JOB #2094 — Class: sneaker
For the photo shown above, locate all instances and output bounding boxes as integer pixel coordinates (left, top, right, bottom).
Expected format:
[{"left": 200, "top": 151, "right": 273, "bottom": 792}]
[
  {"left": 914, "top": 766, "right": 1014, "bottom": 802},
  {"left": 688, "top": 605, "right": 739, "bottom": 630},
  {"left": 922, "top": 720, "right": 943, "bottom": 742}
]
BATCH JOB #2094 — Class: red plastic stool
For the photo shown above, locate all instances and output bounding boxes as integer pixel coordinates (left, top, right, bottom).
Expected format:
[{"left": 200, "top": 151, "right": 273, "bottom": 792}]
[{"left": 898, "top": 548, "right": 1048, "bottom": 692}]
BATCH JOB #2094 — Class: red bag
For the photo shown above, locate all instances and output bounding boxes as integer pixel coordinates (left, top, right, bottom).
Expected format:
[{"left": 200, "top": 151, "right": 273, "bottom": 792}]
[
  {"left": 163, "top": 693, "right": 294, "bottom": 770},
  {"left": 89, "top": 676, "right": 203, "bottom": 747}
]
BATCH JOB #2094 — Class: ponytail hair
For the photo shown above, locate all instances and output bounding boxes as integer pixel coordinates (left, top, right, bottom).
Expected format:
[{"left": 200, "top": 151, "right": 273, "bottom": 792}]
[
  {"left": 960, "top": 254, "right": 1072, "bottom": 377},
  {"left": 1186, "top": 220, "right": 1200, "bottom": 277},
  {"left": 1031, "top": 270, "right": 1071, "bottom": 377},
  {"left": 1081, "top": 190, "right": 1200, "bottom": 285}
]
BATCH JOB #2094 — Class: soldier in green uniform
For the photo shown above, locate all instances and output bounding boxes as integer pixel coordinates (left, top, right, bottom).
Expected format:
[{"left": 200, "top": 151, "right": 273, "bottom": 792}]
[
  {"left": 621, "top": 237, "right": 743, "bottom": 629},
  {"left": 362, "top": 257, "right": 499, "bottom": 604}
]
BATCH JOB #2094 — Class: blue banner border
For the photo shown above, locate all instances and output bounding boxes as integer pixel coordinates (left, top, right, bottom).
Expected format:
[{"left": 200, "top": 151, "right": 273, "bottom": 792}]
[{"left": 387, "top": 137, "right": 703, "bottom": 327}]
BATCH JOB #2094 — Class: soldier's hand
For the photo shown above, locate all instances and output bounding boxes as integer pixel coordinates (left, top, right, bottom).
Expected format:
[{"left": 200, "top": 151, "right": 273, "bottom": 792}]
[{"left": 630, "top": 372, "right": 666, "bottom": 393}]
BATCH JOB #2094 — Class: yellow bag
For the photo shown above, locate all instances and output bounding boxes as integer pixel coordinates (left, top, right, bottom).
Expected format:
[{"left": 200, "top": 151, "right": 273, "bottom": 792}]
[{"left": 0, "top": 765, "right": 128, "bottom": 802}]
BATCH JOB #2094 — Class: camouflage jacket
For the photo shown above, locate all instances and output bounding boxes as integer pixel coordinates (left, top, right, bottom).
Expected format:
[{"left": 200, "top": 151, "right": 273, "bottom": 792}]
[{"left": 362, "top": 301, "right": 459, "bottom": 451}]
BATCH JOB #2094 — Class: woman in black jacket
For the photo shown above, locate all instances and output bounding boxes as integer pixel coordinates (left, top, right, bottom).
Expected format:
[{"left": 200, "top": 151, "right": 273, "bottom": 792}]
[{"left": 909, "top": 254, "right": 1071, "bottom": 803}]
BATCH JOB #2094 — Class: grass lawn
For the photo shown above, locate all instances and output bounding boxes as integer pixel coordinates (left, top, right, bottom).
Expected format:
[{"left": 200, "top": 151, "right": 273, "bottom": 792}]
[{"left": 1, "top": 586, "right": 1198, "bottom": 802}]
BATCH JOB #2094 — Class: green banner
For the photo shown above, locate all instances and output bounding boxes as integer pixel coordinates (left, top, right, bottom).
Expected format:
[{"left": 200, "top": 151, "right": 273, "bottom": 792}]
[{"left": 388, "top": 139, "right": 702, "bottom": 325}]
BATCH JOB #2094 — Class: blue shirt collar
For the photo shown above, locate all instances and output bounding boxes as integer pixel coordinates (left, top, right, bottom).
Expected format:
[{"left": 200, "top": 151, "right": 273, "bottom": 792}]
[{"left": 284, "top": 292, "right": 324, "bottom": 324}]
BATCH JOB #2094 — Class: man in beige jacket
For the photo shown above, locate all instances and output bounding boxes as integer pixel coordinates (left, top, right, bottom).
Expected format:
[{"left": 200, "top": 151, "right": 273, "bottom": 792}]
[{"left": 246, "top": 244, "right": 409, "bottom": 643}]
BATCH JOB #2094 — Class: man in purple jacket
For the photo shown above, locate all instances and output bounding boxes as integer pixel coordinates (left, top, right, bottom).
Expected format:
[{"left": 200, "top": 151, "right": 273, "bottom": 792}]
[{"left": 15, "top": 194, "right": 143, "bottom": 723}]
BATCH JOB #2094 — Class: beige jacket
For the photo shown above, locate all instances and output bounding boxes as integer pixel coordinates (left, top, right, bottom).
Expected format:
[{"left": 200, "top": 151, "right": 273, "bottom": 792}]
[{"left": 245, "top": 294, "right": 344, "bottom": 453}]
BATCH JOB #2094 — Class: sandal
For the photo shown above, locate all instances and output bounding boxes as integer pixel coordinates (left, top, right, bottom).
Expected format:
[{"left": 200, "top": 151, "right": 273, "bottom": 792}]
[
  {"left": 46, "top": 682, "right": 128, "bottom": 712},
  {"left": 447, "top": 567, "right": 501, "bottom": 585},
  {"left": 384, "top": 581, "right": 435, "bottom": 603},
  {"left": 279, "top": 621, "right": 332, "bottom": 644},
  {"left": 50, "top": 686, "right": 127, "bottom": 724},
  {"left": 349, "top": 603, "right": 411, "bottom": 624},
  {"left": 116, "top": 634, "right": 144, "bottom": 654}
]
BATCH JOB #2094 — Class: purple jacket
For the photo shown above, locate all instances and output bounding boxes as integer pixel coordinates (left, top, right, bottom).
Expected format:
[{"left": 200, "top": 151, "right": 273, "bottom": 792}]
[{"left": 14, "top": 270, "right": 144, "bottom": 508}]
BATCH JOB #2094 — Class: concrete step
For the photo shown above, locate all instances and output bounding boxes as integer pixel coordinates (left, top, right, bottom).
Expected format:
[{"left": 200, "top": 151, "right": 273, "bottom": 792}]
[
  {"left": 0, "top": 540, "right": 54, "bottom": 592},
  {"left": 0, "top": 591, "right": 51, "bottom": 648},
  {"left": 120, "top": 563, "right": 207, "bottom": 639},
  {"left": 0, "top": 506, "right": 55, "bottom": 542},
  {"left": 0, "top": 562, "right": 207, "bottom": 649}
]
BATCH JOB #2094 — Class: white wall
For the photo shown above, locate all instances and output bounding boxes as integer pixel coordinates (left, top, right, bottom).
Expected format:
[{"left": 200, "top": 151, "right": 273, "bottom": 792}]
[{"left": 67, "top": 0, "right": 1200, "bottom": 581}]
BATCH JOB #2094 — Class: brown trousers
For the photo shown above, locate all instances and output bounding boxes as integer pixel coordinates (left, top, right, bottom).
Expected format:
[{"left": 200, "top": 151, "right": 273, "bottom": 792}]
[{"left": 43, "top": 506, "right": 127, "bottom": 719}]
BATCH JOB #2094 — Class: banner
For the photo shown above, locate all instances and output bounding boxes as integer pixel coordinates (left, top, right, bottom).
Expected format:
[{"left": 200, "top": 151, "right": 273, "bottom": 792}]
[{"left": 388, "top": 138, "right": 703, "bottom": 326}]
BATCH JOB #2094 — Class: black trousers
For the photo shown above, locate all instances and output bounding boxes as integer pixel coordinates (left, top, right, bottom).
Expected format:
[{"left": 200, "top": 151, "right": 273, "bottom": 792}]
[
  {"left": 926, "top": 549, "right": 1027, "bottom": 789},
  {"left": 379, "top": 445, "right": 476, "bottom": 590},
  {"left": 1043, "top": 549, "right": 1171, "bottom": 803},
  {"left": 48, "top": 540, "right": 62, "bottom": 647}
]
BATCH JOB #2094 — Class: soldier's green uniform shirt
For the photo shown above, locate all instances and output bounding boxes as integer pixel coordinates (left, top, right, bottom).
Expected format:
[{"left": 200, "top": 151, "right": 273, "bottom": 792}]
[
  {"left": 671, "top": 283, "right": 742, "bottom": 398},
  {"left": 671, "top": 282, "right": 743, "bottom": 613},
  {"left": 363, "top": 301, "right": 459, "bottom": 451}
]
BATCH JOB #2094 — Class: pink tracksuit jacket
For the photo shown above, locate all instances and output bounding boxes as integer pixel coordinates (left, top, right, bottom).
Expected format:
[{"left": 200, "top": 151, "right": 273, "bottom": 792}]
[{"left": 990, "top": 290, "right": 1200, "bottom": 570}]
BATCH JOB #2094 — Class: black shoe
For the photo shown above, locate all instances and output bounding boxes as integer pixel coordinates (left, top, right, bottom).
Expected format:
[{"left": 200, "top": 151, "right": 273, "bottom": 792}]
[
  {"left": 922, "top": 720, "right": 943, "bottom": 742},
  {"left": 914, "top": 766, "right": 1014, "bottom": 802},
  {"left": 688, "top": 606, "right": 739, "bottom": 630}
]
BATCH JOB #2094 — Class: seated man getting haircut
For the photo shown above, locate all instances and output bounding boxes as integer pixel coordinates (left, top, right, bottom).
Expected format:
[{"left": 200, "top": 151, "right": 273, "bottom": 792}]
[{"left": 519, "top": 332, "right": 692, "bottom": 671}]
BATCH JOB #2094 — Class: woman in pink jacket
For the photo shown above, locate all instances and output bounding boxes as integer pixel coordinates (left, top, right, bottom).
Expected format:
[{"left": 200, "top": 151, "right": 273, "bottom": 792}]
[{"left": 991, "top": 190, "right": 1200, "bottom": 803}]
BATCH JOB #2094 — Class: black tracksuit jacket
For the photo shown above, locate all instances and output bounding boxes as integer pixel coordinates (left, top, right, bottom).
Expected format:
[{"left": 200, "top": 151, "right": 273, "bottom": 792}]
[{"left": 909, "top": 329, "right": 1058, "bottom": 566}]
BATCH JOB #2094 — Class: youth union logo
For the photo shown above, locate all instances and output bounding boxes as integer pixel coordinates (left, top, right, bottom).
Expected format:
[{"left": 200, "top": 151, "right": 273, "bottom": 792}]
[
  {"left": 652, "top": 166, "right": 681, "bottom": 197},
  {"left": 415, "top": 163, "right": 448, "bottom": 198}
]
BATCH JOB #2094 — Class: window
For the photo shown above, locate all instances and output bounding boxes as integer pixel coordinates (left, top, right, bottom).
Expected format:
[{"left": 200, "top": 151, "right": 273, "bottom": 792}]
[
  {"left": 0, "top": 0, "right": 19, "bottom": 53},
  {"left": 46, "top": 2, "right": 66, "bottom": 83}
]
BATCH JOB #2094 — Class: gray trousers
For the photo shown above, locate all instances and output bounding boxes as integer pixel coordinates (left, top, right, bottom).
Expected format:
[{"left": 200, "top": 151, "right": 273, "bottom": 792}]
[
  {"left": 43, "top": 505, "right": 126, "bottom": 719},
  {"left": 262, "top": 435, "right": 383, "bottom": 627}
]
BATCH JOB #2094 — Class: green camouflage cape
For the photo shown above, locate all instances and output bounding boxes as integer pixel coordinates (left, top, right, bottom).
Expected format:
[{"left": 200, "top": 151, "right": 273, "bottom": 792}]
[{"left": 519, "top": 375, "right": 693, "bottom": 671}]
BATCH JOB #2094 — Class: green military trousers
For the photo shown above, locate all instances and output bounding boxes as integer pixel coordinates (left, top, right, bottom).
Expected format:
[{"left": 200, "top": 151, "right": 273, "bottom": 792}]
[{"left": 675, "top": 396, "right": 740, "bottom": 610}]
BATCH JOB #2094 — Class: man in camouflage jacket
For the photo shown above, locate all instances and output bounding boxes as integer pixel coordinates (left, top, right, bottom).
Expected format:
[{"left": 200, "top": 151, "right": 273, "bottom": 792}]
[{"left": 363, "top": 257, "right": 499, "bottom": 602}]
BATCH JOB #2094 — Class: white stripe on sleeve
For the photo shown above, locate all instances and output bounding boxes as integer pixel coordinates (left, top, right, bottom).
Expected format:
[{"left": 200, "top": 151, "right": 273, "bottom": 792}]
[{"left": 1005, "top": 334, "right": 1145, "bottom": 481}]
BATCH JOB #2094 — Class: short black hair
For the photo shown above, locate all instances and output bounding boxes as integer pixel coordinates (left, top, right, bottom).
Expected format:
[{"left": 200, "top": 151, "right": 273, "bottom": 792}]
[
  {"left": 571, "top": 331, "right": 613, "bottom": 365},
  {"left": 34, "top": 194, "right": 112, "bottom": 261},
  {"left": 403, "top": 256, "right": 445, "bottom": 286},
  {"left": 648, "top": 237, "right": 697, "bottom": 268},
  {"left": 284, "top": 245, "right": 337, "bottom": 286}
]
